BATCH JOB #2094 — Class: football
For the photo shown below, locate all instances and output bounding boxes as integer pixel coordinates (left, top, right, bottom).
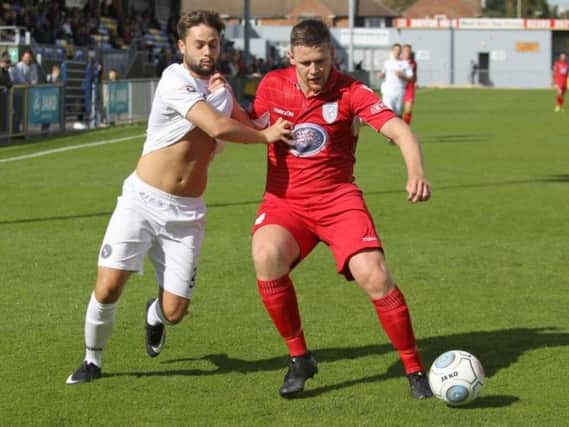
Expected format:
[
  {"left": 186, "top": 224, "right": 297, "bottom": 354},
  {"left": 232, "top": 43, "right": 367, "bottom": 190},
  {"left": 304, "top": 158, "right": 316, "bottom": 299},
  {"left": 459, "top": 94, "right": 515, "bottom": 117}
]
[{"left": 428, "top": 350, "right": 485, "bottom": 406}]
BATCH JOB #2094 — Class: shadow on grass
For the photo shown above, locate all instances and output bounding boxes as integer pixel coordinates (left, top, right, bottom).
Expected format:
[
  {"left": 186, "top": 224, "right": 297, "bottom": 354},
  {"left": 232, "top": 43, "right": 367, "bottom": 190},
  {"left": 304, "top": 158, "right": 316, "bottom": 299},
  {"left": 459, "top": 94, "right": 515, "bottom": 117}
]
[
  {"left": 2, "top": 176, "right": 568, "bottom": 227},
  {"left": 107, "top": 327, "right": 568, "bottom": 403},
  {"left": 450, "top": 395, "right": 520, "bottom": 409},
  {"left": 420, "top": 134, "right": 488, "bottom": 144}
]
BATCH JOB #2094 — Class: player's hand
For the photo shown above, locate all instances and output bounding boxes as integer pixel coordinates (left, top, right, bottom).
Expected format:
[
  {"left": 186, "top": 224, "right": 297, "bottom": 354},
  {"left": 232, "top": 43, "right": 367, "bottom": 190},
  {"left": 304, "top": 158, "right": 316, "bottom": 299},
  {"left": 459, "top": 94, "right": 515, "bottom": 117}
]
[
  {"left": 406, "top": 176, "right": 431, "bottom": 203},
  {"left": 262, "top": 117, "right": 293, "bottom": 144},
  {"left": 208, "top": 72, "right": 228, "bottom": 92}
]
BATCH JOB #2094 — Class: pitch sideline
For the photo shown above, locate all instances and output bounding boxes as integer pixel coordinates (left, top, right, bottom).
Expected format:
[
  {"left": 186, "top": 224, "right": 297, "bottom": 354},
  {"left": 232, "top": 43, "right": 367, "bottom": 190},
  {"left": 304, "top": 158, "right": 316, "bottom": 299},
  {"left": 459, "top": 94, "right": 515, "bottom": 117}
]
[{"left": 0, "top": 134, "right": 145, "bottom": 163}]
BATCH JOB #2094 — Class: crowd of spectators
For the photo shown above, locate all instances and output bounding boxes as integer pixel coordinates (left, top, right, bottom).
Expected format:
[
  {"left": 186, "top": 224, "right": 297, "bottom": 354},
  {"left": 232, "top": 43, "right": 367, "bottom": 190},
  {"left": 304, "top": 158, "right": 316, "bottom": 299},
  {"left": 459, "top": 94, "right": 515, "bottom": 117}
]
[{"left": 0, "top": 0, "right": 167, "bottom": 50}]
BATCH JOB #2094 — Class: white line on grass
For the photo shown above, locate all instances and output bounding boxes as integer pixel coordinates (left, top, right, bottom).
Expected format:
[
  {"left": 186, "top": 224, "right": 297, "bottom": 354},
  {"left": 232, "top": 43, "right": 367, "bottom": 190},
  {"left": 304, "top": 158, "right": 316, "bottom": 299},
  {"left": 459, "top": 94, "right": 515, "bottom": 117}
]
[{"left": 0, "top": 134, "right": 145, "bottom": 163}]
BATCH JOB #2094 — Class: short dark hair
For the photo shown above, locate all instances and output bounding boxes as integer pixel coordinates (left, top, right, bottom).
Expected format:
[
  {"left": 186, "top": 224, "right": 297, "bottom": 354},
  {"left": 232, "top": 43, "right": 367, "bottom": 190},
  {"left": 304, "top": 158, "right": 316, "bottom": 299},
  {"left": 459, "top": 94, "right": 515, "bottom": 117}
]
[
  {"left": 290, "top": 19, "right": 331, "bottom": 48},
  {"left": 177, "top": 10, "right": 225, "bottom": 41},
  {"left": 392, "top": 43, "right": 402, "bottom": 49}
]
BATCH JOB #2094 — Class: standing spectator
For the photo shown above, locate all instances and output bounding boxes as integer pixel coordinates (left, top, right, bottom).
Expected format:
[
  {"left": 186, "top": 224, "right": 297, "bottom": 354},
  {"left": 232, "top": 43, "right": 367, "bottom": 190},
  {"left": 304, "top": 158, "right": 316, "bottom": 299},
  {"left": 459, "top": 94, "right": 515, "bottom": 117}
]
[
  {"left": 0, "top": 52, "right": 12, "bottom": 134},
  {"left": 0, "top": 52, "right": 12, "bottom": 89},
  {"left": 41, "top": 63, "right": 63, "bottom": 134},
  {"left": 11, "top": 50, "right": 38, "bottom": 133},
  {"left": 156, "top": 48, "right": 172, "bottom": 78},
  {"left": 11, "top": 50, "right": 38, "bottom": 85},
  {"left": 470, "top": 60, "right": 479, "bottom": 85}
]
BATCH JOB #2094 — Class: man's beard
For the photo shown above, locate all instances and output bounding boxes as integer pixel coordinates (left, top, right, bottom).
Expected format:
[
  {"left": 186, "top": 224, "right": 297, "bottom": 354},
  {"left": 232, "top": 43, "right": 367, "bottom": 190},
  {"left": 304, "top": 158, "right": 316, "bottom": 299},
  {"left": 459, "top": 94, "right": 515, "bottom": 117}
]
[{"left": 187, "top": 60, "right": 216, "bottom": 78}]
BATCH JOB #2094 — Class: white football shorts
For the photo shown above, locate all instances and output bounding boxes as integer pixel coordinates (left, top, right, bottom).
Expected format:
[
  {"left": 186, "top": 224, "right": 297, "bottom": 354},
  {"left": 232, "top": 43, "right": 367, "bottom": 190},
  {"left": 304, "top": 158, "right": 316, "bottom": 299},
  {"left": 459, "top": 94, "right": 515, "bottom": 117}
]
[
  {"left": 98, "top": 173, "right": 206, "bottom": 299},
  {"left": 381, "top": 90, "right": 404, "bottom": 117}
]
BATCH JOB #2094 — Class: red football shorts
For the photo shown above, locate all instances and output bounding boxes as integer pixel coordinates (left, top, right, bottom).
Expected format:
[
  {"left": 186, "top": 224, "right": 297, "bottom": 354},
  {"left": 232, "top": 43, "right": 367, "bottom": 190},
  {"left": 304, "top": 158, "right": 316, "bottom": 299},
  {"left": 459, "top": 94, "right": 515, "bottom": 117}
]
[
  {"left": 252, "top": 184, "right": 383, "bottom": 280},
  {"left": 556, "top": 83, "right": 567, "bottom": 95},
  {"left": 404, "top": 84, "right": 416, "bottom": 103}
]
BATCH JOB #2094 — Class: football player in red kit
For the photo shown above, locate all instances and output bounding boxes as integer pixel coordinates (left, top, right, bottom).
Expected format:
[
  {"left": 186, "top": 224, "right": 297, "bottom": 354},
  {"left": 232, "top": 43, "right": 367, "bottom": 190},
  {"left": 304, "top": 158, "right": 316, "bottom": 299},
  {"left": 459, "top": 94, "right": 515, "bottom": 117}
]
[
  {"left": 402, "top": 44, "right": 417, "bottom": 124},
  {"left": 553, "top": 52, "right": 568, "bottom": 112},
  {"left": 249, "top": 19, "right": 433, "bottom": 399}
]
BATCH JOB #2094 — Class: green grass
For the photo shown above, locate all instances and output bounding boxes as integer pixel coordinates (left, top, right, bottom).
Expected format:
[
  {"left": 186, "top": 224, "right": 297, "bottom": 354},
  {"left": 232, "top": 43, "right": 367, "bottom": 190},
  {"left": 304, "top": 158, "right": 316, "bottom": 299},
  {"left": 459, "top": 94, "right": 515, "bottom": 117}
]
[{"left": 1, "top": 88, "right": 568, "bottom": 426}]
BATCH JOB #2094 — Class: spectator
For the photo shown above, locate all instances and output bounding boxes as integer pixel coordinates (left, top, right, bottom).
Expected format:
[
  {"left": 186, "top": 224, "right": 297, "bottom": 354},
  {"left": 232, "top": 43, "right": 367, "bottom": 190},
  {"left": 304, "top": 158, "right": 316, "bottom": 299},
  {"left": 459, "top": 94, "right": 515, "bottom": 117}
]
[
  {"left": 0, "top": 52, "right": 12, "bottom": 89},
  {"left": 156, "top": 48, "right": 172, "bottom": 78},
  {"left": 107, "top": 68, "right": 118, "bottom": 81},
  {"left": 11, "top": 50, "right": 38, "bottom": 85},
  {"left": 0, "top": 52, "right": 12, "bottom": 134},
  {"left": 42, "top": 63, "right": 63, "bottom": 134},
  {"left": 11, "top": 50, "right": 39, "bottom": 133}
]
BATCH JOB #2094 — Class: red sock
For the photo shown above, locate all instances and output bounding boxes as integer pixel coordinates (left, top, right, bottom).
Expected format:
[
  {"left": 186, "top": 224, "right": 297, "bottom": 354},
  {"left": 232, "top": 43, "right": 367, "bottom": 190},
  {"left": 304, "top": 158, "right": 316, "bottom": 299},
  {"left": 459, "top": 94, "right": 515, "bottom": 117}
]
[
  {"left": 257, "top": 275, "right": 307, "bottom": 357},
  {"left": 372, "top": 286, "right": 423, "bottom": 374},
  {"left": 403, "top": 112, "right": 412, "bottom": 124},
  {"left": 557, "top": 95, "right": 564, "bottom": 107}
]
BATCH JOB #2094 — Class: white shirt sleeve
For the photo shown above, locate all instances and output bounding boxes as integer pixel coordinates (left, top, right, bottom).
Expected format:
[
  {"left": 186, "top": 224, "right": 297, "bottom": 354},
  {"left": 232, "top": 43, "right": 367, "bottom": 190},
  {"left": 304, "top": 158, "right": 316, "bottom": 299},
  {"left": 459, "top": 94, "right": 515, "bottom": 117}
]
[{"left": 162, "top": 79, "right": 206, "bottom": 119}]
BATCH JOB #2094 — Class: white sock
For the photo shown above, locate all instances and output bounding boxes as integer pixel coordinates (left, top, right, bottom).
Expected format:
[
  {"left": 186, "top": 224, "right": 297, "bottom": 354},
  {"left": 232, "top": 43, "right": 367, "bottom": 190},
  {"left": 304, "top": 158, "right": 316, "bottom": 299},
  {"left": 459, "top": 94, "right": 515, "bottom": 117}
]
[
  {"left": 84, "top": 292, "right": 117, "bottom": 368},
  {"left": 146, "top": 298, "right": 167, "bottom": 326}
]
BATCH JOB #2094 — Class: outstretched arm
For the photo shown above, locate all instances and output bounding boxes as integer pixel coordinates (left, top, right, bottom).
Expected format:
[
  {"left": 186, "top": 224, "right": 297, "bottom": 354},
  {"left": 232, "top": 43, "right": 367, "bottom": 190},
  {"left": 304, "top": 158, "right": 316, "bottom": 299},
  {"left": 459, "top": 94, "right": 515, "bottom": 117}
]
[
  {"left": 186, "top": 100, "right": 291, "bottom": 144},
  {"left": 379, "top": 117, "right": 431, "bottom": 203}
]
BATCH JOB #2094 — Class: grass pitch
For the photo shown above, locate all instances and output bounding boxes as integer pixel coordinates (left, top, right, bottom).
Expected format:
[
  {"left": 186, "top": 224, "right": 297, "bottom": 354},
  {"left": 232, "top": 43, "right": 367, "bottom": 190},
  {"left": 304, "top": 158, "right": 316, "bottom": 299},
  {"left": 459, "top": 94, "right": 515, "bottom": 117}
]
[{"left": 1, "top": 88, "right": 568, "bottom": 426}]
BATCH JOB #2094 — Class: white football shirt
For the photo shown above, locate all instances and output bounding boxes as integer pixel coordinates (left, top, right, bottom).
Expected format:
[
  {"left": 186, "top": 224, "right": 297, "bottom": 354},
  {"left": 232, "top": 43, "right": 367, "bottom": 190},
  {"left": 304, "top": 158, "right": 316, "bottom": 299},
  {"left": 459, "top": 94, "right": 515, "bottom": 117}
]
[
  {"left": 143, "top": 63, "right": 234, "bottom": 155},
  {"left": 380, "top": 58, "right": 413, "bottom": 95}
]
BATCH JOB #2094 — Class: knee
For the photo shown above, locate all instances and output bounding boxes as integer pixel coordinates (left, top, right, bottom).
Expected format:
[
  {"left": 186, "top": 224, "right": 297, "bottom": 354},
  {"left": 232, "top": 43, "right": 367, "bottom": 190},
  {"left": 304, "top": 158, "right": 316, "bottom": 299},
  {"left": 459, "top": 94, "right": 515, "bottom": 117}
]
[
  {"left": 351, "top": 254, "right": 394, "bottom": 299},
  {"left": 162, "top": 300, "right": 189, "bottom": 324},
  {"left": 94, "top": 275, "right": 125, "bottom": 303},
  {"left": 252, "top": 242, "right": 289, "bottom": 274}
]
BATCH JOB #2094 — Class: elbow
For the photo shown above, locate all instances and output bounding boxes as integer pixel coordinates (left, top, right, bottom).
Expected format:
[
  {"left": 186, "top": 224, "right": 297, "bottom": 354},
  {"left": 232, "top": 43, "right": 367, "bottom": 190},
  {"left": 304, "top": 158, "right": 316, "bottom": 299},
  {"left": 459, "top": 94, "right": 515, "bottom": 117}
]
[{"left": 206, "top": 120, "right": 229, "bottom": 140}]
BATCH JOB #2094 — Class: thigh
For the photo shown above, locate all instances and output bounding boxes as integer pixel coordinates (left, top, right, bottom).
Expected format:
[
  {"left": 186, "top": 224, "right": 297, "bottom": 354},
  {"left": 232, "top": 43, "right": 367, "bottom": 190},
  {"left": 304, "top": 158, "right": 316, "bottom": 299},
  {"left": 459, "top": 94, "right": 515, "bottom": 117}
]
[
  {"left": 98, "top": 197, "right": 155, "bottom": 273},
  {"left": 149, "top": 215, "right": 205, "bottom": 299},
  {"left": 252, "top": 224, "right": 300, "bottom": 279},
  {"left": 252, "top": 196, "right": 318, "bottom": 269}
]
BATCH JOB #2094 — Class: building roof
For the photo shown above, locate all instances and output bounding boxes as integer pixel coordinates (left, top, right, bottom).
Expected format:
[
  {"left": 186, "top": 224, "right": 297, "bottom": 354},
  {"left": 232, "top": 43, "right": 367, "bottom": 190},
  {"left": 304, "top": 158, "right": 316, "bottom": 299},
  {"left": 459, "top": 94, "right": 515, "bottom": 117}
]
[
  {"left": 404, "top": 0, "right": 481, "bottom": 19},
  {"left": 180, "top": 0, "right": 397, "bottom": 19}
]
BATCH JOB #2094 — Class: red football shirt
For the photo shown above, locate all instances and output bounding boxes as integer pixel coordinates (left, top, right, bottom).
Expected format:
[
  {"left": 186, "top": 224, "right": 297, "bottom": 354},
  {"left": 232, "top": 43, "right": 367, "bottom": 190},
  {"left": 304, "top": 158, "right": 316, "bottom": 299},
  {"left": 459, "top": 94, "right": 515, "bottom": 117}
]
[
  {"left": 553, "top": 60, "right": 569, "bottom": 86},
  {"left": 406, "top": 59, "right": 417, "bottom": 91},
  {"left": 251, "top": 67, "right": 396, "bottom": 199}
]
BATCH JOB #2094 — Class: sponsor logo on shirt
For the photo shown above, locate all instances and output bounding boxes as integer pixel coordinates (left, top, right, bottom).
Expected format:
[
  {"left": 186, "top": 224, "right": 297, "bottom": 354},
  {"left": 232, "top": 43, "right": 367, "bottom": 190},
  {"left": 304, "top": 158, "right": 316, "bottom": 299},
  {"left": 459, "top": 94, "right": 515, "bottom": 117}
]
[
  {"left": 362, "top": 236, "right": 378, "bottom": 242},
  {"left": 289, "top": 123, "right": 328, "bottom": 157},
  {"left": 273, "top": 107, "right": 294, "bottom": 117},
  {"left": 322, "top": 102, "right": 338, "bottom": 124}
]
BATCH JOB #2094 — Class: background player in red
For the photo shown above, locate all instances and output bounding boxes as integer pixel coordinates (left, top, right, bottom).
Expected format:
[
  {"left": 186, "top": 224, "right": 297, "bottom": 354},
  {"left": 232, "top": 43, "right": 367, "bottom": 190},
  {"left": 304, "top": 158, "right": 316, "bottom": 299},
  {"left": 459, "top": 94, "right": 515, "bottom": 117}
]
[
  {"left": 249, "top": 19, "right": 433, "bottom": 399},
  {"left": 553, "top": 52, "right": 568, "bottom": 112},
  {"left": 402, "top": 44, "right": 417, "bottom": 124}
]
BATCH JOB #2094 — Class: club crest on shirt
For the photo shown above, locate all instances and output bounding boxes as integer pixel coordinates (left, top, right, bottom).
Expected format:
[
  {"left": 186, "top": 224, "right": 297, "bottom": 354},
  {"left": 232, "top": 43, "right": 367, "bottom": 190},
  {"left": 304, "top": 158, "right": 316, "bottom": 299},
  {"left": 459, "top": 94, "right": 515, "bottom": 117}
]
[
  {"left": 370, "top": 101, "right": 387, "bottom": 114},
  {"left": 322, "top": 102, "right": 338, "bottom": 124},
  {"left": 289, "top": 123, "right": 328, "bottom": 157}
]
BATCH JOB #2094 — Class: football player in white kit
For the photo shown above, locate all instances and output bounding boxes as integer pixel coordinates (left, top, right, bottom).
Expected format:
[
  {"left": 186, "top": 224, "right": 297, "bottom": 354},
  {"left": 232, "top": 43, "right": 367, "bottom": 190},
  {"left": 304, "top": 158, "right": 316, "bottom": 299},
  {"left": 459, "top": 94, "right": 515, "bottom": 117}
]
[
  {"left": 378, "top": 44, "right": 414, "bottom": 117},
  {"left": 66, "top": 10, "right": 292, "bottom": 384}
]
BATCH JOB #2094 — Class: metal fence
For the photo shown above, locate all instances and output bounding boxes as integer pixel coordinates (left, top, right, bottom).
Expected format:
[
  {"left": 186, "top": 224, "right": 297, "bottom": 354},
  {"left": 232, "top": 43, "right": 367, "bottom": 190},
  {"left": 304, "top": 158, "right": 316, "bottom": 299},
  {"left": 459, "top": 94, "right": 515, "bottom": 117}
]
[{"left": 0, "top": 78, "right": 158, "bottom": 142}]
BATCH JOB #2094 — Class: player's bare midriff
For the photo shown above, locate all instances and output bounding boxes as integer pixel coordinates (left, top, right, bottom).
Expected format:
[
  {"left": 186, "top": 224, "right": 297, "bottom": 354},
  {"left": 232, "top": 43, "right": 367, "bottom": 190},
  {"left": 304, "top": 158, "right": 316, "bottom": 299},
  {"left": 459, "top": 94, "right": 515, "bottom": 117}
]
[{"left": 135, "top": 127, "right": 216, "bottom": 197}]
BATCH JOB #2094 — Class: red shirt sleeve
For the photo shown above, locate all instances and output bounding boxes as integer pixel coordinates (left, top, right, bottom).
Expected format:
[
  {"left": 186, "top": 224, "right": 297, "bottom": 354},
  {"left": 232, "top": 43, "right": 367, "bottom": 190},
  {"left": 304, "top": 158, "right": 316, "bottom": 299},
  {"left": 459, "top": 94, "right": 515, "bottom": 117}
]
[{"left": 350, "top": 82, "right": 396, "bottom": 131}]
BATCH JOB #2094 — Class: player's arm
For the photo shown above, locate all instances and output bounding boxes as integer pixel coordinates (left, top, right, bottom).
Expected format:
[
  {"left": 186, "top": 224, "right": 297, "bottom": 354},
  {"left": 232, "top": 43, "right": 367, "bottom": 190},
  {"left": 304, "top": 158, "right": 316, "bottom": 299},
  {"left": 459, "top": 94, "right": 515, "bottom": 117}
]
[
  {"left": 397, "top": 63, "right": 414, "bottom": 82},
  {"left": 186, "top": 101, "right": 290, "bottom": 144},
  {"left": 208, "top": 72, "right": 262, "bottom": 129},
  {"left": 380, "top": 118, "right": 431, "bottom": 203}
]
